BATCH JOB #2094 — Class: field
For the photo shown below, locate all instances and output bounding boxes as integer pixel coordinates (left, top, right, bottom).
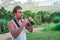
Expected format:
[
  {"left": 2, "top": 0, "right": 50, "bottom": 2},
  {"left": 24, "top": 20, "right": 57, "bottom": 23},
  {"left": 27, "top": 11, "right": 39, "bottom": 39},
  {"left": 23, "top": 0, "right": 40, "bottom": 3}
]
[
  {"left": 26, "top": 31, "right": 60, "bottom": 40},
  {"left": 6, "top": 27, "right": 60, "bottom": 40}
]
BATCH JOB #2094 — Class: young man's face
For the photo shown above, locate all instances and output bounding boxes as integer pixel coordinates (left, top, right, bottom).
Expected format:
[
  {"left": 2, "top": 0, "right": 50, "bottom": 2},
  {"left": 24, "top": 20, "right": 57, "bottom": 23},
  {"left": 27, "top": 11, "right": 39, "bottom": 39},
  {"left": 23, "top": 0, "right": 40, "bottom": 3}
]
[{"left": 15, "top": 9, "right": 23, "bottom": 19}]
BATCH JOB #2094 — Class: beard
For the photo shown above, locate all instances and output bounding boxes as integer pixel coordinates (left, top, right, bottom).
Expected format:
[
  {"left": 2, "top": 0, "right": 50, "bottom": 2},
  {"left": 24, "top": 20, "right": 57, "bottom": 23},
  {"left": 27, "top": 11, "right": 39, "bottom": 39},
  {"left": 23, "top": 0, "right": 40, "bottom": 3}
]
[
  {"left": 16, "top": 15, "right": 23, "bottom": 20},
  {"left": 18, "top": 16, "right": 23, "bottom": 20},
  {"left": 17, "top": 17, "right": 21, "bottom": 20}
]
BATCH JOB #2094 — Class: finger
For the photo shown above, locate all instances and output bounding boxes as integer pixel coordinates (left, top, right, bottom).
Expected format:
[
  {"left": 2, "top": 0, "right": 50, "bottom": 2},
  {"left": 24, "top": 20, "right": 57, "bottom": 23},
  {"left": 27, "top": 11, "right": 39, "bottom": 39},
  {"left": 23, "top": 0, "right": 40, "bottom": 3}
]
[{"left": 29, "top": 17, "right": 32, "bottom": 19}]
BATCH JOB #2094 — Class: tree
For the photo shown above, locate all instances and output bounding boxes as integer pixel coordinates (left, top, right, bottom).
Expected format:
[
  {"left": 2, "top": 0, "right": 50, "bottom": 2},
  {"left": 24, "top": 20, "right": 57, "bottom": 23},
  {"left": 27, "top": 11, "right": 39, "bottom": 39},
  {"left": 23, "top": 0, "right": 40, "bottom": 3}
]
[
  {"left": 50, "top": 12, "right": 60, "bottom": 23},
  {"left": 37, "top": 11, "right": 50, "bottom": 23}
]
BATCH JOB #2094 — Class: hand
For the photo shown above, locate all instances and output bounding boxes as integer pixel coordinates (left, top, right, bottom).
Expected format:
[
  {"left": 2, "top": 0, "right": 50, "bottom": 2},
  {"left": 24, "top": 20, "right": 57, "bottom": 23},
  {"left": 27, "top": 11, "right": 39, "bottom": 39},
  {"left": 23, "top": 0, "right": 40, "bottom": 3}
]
[
  {"left": 23, "top": 18, "right": 29, "bottom": 26},
  {"left": 29, "top": 17, "right": 34, "bottom": 22}
]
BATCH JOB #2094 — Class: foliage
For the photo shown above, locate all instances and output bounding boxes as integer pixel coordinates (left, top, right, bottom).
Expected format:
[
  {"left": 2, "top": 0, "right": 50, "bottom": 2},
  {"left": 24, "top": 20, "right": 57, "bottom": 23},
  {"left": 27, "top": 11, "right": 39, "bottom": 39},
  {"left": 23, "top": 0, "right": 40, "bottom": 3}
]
[
  {"left": 42, "top": 23, "right": 60, "bottom": 31},
  {"left": 51, "top": 23, "right": 60, "bottom": 31},
  {"left": 0, "top": 7, "right": 60, "bottom": 34}
]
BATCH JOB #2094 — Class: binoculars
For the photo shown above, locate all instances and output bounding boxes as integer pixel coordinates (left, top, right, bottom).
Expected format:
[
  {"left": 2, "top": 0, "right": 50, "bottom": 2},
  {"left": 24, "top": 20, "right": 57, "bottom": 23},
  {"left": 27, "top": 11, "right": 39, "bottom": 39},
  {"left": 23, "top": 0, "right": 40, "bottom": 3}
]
[{"left": 27, "top": 19, "right": 34, "bottom": 26}]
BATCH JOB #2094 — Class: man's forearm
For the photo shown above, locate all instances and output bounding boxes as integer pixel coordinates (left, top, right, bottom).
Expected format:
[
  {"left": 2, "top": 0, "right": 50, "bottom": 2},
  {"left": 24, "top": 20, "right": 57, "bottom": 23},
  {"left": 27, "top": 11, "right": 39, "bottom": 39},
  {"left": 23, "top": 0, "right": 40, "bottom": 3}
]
[
  {"left": 25, "top": 25, "right": 33, "bottom": 32},
  {"left": 30, "top": 26, "right": 33, "bottom": 32}
]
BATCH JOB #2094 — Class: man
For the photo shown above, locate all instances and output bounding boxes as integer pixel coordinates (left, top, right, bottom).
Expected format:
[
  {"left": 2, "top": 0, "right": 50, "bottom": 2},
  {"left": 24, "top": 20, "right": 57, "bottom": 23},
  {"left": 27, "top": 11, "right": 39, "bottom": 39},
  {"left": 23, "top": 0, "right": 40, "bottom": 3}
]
[{"left": 8, "top": 6, "right": 34, "bottom": 40}]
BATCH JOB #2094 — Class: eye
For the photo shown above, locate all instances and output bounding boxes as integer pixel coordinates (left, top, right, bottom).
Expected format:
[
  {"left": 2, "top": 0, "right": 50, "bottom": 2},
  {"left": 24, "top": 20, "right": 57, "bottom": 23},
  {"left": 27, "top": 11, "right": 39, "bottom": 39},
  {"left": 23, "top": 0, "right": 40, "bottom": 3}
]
[{"left": 18, "top": 12, "right": 23, "bottom": 13}]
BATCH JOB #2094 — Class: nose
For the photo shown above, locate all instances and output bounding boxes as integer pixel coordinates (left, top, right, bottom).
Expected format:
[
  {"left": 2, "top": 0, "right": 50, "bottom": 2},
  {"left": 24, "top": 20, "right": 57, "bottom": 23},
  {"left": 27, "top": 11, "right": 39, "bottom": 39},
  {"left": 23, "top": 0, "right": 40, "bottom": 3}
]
[{"left": 19, "top": 13, "right": 23, "bottom": 16}]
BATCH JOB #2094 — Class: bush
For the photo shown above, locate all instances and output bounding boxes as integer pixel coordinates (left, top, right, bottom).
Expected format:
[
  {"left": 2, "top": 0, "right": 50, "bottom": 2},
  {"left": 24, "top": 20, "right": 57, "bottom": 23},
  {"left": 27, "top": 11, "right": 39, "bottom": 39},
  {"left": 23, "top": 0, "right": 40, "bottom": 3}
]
[
  {"left": 42, "top": 23, "right": 60, "bottom": 31},
  {"left": 41, "top": 23, "right": 48, "bottom": 27},
  {"left": 42, "top": 23, "right": 56, "bottom": 31},
  {"left": 4, "top": 30, "right": 9, "bottom": 33},
  {"left": 51, "top": 23, "right": 60, "bottom": 31},
  {"left": 53, "top": 17, "right": 60, "bottom": 23}
]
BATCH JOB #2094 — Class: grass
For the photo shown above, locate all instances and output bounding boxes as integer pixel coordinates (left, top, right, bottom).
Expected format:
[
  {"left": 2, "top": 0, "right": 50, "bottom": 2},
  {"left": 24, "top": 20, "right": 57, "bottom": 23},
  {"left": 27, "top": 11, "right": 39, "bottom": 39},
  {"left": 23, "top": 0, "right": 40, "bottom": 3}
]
[
  {"left": 34, "top": 25, "right": 41, "bottom": 28},
  {"left": 26, "top": 31, "right": 60, "bottom": 40},
  {"left": 7, "top": 31, "right": 60, "bottom": 40}
]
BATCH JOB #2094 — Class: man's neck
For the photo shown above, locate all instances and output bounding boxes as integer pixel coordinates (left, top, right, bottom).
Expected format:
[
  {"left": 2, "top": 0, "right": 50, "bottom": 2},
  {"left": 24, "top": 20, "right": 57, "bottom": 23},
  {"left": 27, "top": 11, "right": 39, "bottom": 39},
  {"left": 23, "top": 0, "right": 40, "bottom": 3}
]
[
  {"left": 14, "top": 16, "right": 22, "bottom": 22},
  {"left": 14, "top": 18, "right": 20, "bottom": 22}
]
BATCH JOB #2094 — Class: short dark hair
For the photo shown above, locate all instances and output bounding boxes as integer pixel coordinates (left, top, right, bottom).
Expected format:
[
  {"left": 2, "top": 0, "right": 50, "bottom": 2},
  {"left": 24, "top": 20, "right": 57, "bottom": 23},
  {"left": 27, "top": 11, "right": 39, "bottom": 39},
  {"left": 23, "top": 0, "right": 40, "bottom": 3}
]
[{"left": 13, "top": 6, "right": 22, "bottom": 14}]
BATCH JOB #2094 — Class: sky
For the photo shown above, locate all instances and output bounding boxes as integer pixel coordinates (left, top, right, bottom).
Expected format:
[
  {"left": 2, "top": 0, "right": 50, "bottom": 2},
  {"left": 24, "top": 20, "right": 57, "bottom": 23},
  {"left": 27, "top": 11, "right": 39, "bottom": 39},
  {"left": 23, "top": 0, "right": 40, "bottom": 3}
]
[
  {"left": 10, "top": 0, "right": 28, "bottom": 4},
  {"left": 14, "top": 0, "right": 60, "bottom": 6},
  {"left": 0, "top": 0, "right": 60, "bottom": 6},
  {"left": 0, "top": 0, "right": 2, "bottom": 5}
]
